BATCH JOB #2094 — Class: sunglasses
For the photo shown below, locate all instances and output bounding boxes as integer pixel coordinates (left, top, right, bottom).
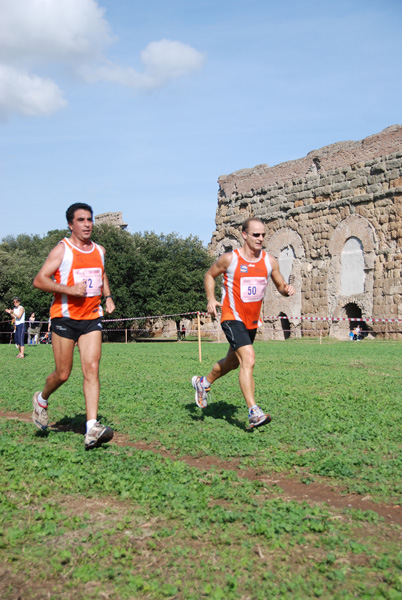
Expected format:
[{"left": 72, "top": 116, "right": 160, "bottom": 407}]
[{"left": 249, "top": 232, "right": 265, "bottom": 238}]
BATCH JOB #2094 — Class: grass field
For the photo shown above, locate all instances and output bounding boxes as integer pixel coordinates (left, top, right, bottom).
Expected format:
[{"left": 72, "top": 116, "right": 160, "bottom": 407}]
[{"left": 0, "top": 339, "right": 401, "bottom": 599}]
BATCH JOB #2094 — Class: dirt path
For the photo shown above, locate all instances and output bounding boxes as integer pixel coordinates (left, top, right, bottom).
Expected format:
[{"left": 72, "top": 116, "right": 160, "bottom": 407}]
[{"left": 2, "top": 410, "right": 401, "bottom": 526}]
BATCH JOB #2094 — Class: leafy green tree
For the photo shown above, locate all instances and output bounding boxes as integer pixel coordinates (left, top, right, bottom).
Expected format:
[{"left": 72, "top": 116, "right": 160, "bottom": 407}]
[{"left": 92, "top": 226, "right": 214, "bottom": 326}]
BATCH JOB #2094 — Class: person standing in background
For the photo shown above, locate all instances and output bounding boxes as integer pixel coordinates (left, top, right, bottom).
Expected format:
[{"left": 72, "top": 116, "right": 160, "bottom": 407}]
[
  {"left": 28, "top": 313, "right": 36, "bottom": 345},
  {"left": 5, "top": 297, "right": 25, "bottom": 358}
]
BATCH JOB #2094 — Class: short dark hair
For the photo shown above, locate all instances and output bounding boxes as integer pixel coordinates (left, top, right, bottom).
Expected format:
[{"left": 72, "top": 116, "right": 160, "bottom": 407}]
[
  {"left": 66, "top": 203, "right": 94, "bottom": 224},
  {"left": 242, "top": 217, "right": 264, "bottom": 233}
]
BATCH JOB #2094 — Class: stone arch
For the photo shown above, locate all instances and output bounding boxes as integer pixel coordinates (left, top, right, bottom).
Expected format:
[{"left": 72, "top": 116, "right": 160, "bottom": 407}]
[
  {"left": 329, "top": 214, "right": 377, "bottom": 256},
  {"left": 328, "top": 215, "right": 377, "bottom": 339},
  {"left": 267, "top": 227, "right": 306, "bottom": 261},
  {"left": 263, "top": 228, "right": 305, "bottom": 339},
  {"left": 344, "top": 302, "right": 362, "bottom": 323},
  {"left": 213, "top": 226, "right": 243, "bottom": 256},
  {"left": 343, "top": 302, "right": 368, "bottom": 332}
]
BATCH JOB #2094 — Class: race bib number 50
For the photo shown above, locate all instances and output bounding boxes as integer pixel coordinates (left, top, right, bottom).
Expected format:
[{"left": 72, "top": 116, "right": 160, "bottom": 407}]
[
  {"left": 73, "top": 268, "right": 102, "bottom": 297},
  {"left": 240, "top": 277, "right": 267, "bottom": 303}
]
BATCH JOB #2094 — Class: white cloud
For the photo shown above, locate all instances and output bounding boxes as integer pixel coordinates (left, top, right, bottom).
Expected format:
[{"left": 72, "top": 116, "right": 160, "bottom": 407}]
[
  {"left": 0, "top": 0, "right": 205, "bottom": 119},
  {"left": 141, "top": 40, "right": 206, "bottom": 84},
  {"left": 83, "top": 40, "right": 206, "bottom": 90},
  {"left": 0, "top": 64, "right": 67, "bottom": 117},
  {"left": 0, "top": 0, "right": 112, "bottom": 62}
]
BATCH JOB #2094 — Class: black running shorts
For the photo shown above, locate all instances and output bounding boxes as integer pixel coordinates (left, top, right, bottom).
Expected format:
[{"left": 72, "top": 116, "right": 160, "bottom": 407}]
[
  {"left": 221, "top": 320, "right": 257, "bottom": 350},
  {"left": 51, "top": 317, "right": 102, "bottom": 342}
]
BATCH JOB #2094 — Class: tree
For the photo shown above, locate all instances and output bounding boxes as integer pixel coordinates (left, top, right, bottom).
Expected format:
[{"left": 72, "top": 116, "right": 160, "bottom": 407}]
[
  {"left": 92, "top": 226, "right": 214, "bottom": 324},
  {"left": 0, "top": 230, "right": 69, "bottom": 338}
]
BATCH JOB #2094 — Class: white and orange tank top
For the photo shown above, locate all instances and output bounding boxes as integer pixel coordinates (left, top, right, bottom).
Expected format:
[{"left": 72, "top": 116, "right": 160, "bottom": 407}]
[
  {"left": 221, "top": 249, "right": 272, "bottom": 329},
  {"left": 50, "top": 238, "right": 104, "bottom": 320}
]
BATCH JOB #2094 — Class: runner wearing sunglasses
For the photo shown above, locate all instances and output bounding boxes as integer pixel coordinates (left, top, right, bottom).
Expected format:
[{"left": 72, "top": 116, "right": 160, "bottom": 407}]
[{"left": 192, "top": 217, "right": 295, "bottom": 429}]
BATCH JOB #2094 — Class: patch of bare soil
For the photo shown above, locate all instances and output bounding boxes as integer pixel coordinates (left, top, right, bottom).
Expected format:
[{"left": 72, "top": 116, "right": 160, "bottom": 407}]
[{"left": 1, "top": 410, "right": 401, "bottom": 526}]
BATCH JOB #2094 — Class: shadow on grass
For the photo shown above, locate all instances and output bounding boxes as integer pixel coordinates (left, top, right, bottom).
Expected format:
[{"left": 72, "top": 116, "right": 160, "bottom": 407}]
[
  {"left": 50, "top": 413, "right": 111, "bottom": 436},
  {"left": 51, "top": 413, "right": 86, "bottom": 434},
  {"left": 34, "top": 428, "right": 50, "bottom": 439},
  {"left": 185, "top": 401, "right": 251, "bottom": 432}
]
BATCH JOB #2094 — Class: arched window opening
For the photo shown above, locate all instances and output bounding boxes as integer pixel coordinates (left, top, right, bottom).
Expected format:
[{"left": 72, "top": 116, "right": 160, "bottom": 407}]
[
  {"left": 341, "top": 237, "right": 365, "bottom": 296},
  {"left": 344, "top": 303, "right": 367, "bottom": 337},
  {"left": 279, "top": 246, "right": 295, "bottom": 284},
  {"left": 279, "top": 312, "right": 291, "bottom": 340}
]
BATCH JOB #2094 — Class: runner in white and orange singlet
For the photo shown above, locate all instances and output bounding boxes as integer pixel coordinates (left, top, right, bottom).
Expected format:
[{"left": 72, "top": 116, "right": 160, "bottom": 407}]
[
  {"left": 31, "top": 203, "right": 116, "bottom": 450},
  {"left": 192, "top": 218, "right": 295, "bottom": 429}
]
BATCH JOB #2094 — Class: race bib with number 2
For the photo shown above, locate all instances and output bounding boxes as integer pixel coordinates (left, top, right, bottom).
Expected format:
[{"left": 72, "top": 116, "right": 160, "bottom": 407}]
[{"left": 73, "top": 268, "right": 102, "bottom": 296}]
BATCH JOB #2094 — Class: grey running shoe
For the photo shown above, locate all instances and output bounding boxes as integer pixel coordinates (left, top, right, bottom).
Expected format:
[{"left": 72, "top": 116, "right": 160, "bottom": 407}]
[
  {"left": 248, "top": 405, "right": 271, "bottom": 429},
  {"left": 84, "top": 422, "right": 114, "bottom": 451},
  {"left": 191, "top": 376, "right": 210, "bottom": 408},
  {"left": 32, "top": 391, "right": 48, "bottom": 431}
]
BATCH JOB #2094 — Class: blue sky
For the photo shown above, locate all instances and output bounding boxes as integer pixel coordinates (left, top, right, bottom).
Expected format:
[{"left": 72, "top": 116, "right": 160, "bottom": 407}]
[{"left": 1, "top": 0, "right": 401, "bottom": 245}]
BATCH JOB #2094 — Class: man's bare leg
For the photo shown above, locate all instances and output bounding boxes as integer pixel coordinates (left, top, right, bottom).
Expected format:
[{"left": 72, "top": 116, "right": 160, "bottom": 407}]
[
  {"left": 32, "top": 333, "right": 75, "bottom": 430},
  {"left": 77, "top": 330, "right": 102, "bottom": 421},
  {"left": 206, "top": 345, "right": 256, "bottom": 407},
  {"left": 233, "top": 344, "right": 270, "bottom": 427},
  {"left": 233, "top": 344, "right": 256, "bottom": 409},
  {"left": 206, "top": 344, "right": 258, "bottom": 409},
  {"left": 42, "top": 333, "right": 75, "bottom": 399},
  {"left": 206, "top": 347, "right": 240, "bottom": 384},
  {"left": 78, "top": 330, "right": 113, "bottom": 450}
]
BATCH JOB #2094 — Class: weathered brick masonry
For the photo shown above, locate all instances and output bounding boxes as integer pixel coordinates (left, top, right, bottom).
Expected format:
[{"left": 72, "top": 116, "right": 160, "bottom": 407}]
[{"left": 210, "top": 125, "right": 402, "bottom": 339}]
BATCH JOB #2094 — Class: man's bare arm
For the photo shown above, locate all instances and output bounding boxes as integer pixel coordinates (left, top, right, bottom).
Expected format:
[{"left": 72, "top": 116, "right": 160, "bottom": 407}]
[
  {"left": 102, "top": 270, "right": 115, "bottom": 314},
  {"left": 98, "top": 245, "right": 115, "bottom": 314},
  {"left": 205, "top": 253, "right": 232, "bottom": 317},
  {"left": 33, "top": 244, "right": 86, "bottom": 297},
  {"left": 270, "top": 256, "right": 295, "bottom": 297}
]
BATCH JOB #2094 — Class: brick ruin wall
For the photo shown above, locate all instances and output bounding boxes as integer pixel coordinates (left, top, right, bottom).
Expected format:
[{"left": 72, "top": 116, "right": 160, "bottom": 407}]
[
  {"left": 209, "top": 125, "right": 402, "bottom": 339},
  {"left": 95, "top": 212, "right": 128, "bottom": 229}
]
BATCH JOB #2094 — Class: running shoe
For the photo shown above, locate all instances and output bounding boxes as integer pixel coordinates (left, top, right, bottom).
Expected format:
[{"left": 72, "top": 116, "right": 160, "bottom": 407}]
[
  {"left": 32, "top": 391, "right": 49, "bottom": 431},
  {"left": 248, "top": 405, "right": 272, "bottom": 429},
  {"left": 84, "top": 422, "right": 114, "bottom": 451},
  {"left": 191, "top": 376, "right": 210, "bottom": 408}
]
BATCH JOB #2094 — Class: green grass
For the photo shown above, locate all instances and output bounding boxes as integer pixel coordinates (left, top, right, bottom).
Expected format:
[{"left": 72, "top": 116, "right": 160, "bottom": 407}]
[{"left": 0, "top": 339, "right": 401, "bottom": 599}]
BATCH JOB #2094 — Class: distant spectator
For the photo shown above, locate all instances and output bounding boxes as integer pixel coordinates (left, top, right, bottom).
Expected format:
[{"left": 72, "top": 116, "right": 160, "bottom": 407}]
[
  {"left": 28, "top": 313, "right": 36, "bottom": 345},
  {"left": 5, "top": 297, "right": 25, "bottom": 358},
  {"left": 47, "top": 317, "right": 52, "bottom": 344}
]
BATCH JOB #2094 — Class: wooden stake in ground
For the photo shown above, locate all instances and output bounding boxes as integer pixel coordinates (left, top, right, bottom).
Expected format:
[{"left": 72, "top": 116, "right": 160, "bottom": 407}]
[{"left": 197, "top": 312, "right": 202, "bottom": 363}]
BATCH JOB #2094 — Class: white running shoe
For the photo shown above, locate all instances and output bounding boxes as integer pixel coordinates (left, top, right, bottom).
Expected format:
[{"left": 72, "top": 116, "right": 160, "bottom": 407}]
[
  {"left": 191, "top": 376, "right": 210, "bottom": 408},
  {"left": 84, "top": 422, "right": 114, "bottom": 450},
  {"left": 248, "top": 405, "right": 271, "bottom": 429},
  {"left": 32, "top": 391, "right": 48, "bottom": 431}
]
